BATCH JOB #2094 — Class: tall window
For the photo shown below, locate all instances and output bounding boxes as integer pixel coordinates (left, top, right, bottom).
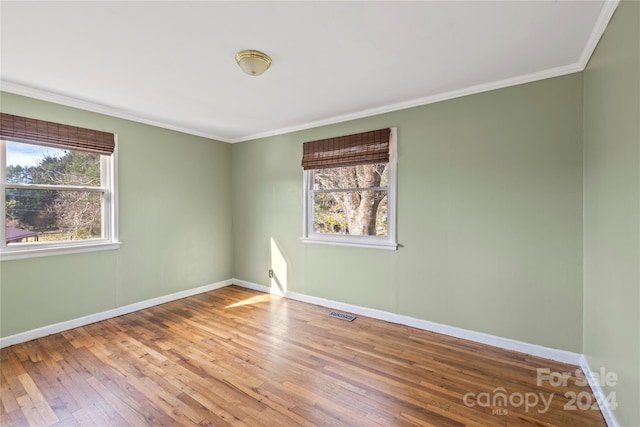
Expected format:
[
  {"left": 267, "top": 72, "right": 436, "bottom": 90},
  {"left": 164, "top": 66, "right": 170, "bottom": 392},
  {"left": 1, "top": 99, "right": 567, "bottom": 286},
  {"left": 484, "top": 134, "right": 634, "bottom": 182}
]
[
  {"left": 1, "top": 113, "right": 118, "bottom": 260},
  {"left": 302, "top": 128, "right": 397, "bottom": 250}
]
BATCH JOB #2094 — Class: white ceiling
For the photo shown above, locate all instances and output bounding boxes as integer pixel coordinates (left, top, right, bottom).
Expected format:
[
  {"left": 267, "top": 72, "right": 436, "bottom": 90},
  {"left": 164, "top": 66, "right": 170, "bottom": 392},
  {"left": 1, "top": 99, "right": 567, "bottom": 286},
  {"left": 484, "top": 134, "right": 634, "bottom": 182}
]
[{"left": 0, "top": 1, "right": 617, "bottom": 143}]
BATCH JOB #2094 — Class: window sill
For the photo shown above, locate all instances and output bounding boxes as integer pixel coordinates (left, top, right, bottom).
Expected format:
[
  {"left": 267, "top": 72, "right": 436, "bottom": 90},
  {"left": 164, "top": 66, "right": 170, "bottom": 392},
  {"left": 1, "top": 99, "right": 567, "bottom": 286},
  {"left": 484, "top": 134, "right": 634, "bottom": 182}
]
[
  {"left": 0, "top": 241, "right": 121, "bottom": 261},
  {"left": 301, "top": 237, "right": 397, "bottom": 251}
]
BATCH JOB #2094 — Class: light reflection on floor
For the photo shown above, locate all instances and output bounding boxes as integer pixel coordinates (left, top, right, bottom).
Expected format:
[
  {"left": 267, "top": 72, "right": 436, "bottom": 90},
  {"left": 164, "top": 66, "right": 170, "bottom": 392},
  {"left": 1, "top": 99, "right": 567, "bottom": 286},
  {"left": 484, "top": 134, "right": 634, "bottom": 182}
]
[{"left": 225, "top": 293, "right": 276, "bottom": 308}]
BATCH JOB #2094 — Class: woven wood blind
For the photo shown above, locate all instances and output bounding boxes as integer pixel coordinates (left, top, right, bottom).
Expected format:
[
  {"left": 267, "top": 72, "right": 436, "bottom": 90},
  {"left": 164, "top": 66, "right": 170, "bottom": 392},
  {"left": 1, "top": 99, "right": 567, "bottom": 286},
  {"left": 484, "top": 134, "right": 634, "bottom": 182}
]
[
  {"left": 0, "top": 113, "right": 115, "bottom": 155},
  {"left": 301, "top": 128, "right": 390, "bottom": 170}
]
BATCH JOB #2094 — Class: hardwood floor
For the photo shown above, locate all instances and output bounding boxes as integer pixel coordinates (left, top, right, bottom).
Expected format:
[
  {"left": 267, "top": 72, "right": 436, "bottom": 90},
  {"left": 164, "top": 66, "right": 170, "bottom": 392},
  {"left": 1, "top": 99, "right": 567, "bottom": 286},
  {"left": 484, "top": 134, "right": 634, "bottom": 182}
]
[{"left": 1, "top": 285, "right": 606, "bottom": 426}]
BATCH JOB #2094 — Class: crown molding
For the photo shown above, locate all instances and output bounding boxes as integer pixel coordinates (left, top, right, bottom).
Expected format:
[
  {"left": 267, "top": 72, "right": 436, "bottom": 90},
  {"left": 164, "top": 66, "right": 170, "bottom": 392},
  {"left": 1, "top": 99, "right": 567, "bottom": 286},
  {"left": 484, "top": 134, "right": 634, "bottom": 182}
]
[
  {"left": 228, "top": 62, "right": 584, "bottom": 143},
  {"left": 2, "top": 0, "right": 618, "bottom": 146},
  {"left": 0, "top": 59, "right": 589, "bottom": 146},
  {"left": 0, "top": 80, "right": 233, "bottom": 143},
  {"left": 578, "top": 0, "right": 619, "bottom": 68}
]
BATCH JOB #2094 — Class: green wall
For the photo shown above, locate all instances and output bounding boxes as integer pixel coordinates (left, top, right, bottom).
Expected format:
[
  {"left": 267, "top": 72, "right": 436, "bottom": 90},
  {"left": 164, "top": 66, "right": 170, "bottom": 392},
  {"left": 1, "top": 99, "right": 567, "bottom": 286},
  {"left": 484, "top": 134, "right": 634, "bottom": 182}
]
[
  {"left": 0, "top": 92, "right": 234, "bottom": 336},
  {"left": 232, "top": 73, "right": 585, "bottom": 353},
  {"left": 2, "top": 6, "right": 637, "bottom": 422},
  {"left": 583, "top": 1, "right": 640, "bottom": 426}
]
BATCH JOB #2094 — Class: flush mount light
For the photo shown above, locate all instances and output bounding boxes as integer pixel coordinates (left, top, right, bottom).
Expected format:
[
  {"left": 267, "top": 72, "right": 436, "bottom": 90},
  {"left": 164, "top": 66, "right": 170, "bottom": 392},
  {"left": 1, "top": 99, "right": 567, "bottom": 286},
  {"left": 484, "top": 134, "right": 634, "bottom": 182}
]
[{"left": 235, "top": 50, "right": 272, "bottom": 76}]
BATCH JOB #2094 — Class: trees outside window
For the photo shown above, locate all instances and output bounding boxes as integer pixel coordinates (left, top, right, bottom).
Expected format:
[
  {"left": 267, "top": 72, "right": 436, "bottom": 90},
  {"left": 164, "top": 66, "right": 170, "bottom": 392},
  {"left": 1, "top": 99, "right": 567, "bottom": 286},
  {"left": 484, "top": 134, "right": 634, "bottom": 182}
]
[
  {"left": 312, "top": 163, "right": 388, "bottom": 236},
  {"left": 302, "top": 128, "right": 397, "bottom": 250},
  {"left": 1, "top": 112, "right": 117, "bottom": 260},
  {"left": 5, "top": 146, "right": 103, "bottom": 242}
]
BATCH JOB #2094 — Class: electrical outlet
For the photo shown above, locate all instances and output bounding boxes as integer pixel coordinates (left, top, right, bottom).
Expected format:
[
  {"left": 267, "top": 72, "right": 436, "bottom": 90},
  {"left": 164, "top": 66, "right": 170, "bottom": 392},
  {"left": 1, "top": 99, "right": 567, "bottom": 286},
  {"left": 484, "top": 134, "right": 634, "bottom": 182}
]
[{"left": 268, "top": 269, "right": 274, "bottom": 278}]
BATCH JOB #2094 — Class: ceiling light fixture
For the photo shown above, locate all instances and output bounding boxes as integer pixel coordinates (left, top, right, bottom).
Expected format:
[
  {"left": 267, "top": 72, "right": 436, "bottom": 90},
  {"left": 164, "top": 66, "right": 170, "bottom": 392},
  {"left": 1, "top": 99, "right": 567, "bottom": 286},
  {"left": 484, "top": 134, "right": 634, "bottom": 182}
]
[{"left": 235, "top": 50, "right": 272, "bottom": 76}]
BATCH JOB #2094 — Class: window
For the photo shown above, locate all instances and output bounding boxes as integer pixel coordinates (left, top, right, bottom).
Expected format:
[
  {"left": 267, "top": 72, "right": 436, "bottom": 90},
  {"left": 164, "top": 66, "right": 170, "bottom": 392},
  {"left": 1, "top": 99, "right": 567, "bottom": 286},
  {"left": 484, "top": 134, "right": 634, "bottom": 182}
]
[
  {"left": 1, "top": 113, "right": 118, "bottom": 260},
  {"left": 302, "top": 128, "right": 397, "bottom": 250}
]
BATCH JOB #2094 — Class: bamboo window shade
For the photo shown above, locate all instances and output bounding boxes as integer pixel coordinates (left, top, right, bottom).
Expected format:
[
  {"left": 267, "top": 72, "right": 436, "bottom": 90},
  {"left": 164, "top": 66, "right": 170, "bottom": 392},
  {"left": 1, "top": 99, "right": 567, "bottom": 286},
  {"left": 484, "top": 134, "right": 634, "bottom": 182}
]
[
  {"left": 301, "top": 128, "right": 390, "bottom": 170},
  {"left": 0, "top": 113, "right": 115, "bottom": 155}
]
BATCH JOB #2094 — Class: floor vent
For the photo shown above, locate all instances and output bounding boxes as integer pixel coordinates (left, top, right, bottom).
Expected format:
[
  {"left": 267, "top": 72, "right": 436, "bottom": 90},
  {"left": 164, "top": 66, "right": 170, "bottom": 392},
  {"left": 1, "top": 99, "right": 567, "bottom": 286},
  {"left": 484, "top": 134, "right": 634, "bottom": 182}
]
[{"left": 328, "top": 311, "right": 357, "bottom": 322}]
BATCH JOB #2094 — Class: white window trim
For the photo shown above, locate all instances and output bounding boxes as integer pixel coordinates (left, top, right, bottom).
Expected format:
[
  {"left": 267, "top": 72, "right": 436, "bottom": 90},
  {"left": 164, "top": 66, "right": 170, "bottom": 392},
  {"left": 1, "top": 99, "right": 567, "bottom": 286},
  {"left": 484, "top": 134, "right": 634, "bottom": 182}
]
[
  {"left": 301, "top": 127, "right": 397, "bottom": 250},
  {"left": 0, "top": 138, "right": 120, "bottom": 261}
]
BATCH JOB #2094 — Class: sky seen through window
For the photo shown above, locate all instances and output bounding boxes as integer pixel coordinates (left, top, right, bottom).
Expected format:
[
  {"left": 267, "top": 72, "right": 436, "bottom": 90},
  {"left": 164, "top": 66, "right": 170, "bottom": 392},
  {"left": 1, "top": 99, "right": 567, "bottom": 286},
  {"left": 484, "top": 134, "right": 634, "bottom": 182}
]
[{"left": 6, "top": 141, "right": 67, "bottom": 167}]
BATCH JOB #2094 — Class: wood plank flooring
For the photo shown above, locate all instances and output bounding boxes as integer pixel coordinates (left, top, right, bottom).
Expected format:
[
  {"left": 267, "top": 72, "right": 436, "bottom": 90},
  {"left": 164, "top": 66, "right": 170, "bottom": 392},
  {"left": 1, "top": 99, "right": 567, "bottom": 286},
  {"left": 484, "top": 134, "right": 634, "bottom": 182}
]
[{"left": 1, "top": 285, "right": 606, "bottom": 426}]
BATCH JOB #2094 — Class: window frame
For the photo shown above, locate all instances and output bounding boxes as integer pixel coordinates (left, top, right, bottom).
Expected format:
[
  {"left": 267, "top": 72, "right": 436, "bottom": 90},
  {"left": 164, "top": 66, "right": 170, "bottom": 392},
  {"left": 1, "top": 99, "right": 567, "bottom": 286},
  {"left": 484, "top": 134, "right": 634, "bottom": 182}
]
[
  {"left": 0, "top": 138, "right": 120, "bottom": 261},
  {"left": 302, "top": 127, "right": 397, "bottom": 250}
]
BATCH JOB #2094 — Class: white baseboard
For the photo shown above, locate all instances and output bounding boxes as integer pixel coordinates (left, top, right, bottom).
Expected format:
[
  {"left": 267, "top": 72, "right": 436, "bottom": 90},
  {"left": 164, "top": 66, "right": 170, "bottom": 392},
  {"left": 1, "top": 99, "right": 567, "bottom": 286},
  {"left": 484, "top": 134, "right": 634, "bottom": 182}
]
[
  {"left": 0, "top": 277, "right": 583, "bottom": 367},
  {"left": 0, "top": 279, "right": 233, "bottom": 348},
  {"left": 232, "top": 278, "right": 582, "bottom": 365},
  {"left": 1, "top": 277, "right": 619, "bottom": 425},
  {"left": 579, "top": 355, "right": 620, "bottom": 427},
  {"left": 0, "top": 277, "right": 618, "bottom": 426}
]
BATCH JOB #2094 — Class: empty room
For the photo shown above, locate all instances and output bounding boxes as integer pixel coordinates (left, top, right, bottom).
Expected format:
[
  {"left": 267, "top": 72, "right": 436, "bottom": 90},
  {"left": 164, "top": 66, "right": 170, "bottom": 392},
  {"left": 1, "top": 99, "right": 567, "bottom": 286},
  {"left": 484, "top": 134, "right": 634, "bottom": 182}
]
[{"left": 1, "top": 1, "right": 638, "bottom": 426}]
